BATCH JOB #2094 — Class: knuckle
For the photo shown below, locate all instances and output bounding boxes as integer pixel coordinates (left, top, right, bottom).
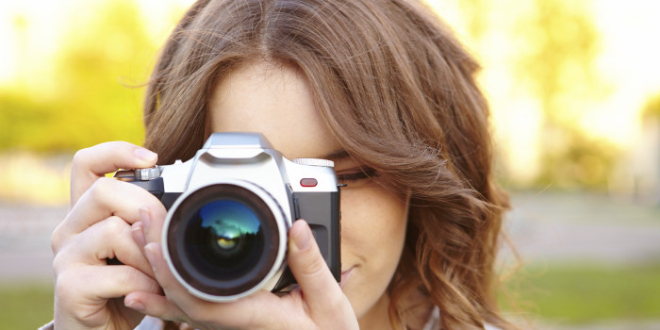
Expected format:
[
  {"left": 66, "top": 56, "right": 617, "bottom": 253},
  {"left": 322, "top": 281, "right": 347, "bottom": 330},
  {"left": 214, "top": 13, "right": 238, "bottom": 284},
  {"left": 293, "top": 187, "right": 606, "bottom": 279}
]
[
  {"left": 52, "top": 249, "right": 69, "bottom": 275},
  {"left": 50, "top": 211, "right": 76, "bottom": 254},
  {"left": 50, "top": 224, "right": 65, "bottom": 253},
  {"left": 71, "top": 148, "right": 91, "bottom": 169},
  {"left": 94, "top": 176, "right": 116, "bottom": 191},
  {"left": 87, "top": 177, "right": 115, "bottom": 202},
  {"left": 104, "top": 216, "right": 128, "bottom": 235}
]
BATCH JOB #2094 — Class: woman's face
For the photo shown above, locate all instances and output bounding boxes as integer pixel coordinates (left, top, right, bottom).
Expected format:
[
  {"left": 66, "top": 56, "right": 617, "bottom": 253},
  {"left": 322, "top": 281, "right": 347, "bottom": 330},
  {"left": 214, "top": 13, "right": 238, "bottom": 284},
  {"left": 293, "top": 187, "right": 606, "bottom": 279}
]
[{"left": 208, "top": 61, "right": 409, "bottom": 327}]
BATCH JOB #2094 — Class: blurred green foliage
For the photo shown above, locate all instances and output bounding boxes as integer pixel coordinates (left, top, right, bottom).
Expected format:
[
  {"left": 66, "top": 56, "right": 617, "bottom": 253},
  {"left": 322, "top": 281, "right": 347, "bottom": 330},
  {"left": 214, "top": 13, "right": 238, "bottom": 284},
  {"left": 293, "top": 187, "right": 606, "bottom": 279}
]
[
  {"left": 0, "top": 0, "right": 159, "bottom": 153},
  {"left": 501, "top": 263, "right": 660, "bottom": 324},
  {"left": 513, "top": 0, "right": 607, "bottom": 111},
  {"left": 459, "top": 0, "right": 620, "bottom": 191},
  {"left": 0, "top": 0, "right": 644, "bottom": 191},
  {"left": 535, "top": 127, "right": 619, "bottom": 190},
  {"left": 513, "top": 0, "right": 617, "bottom": 191}
]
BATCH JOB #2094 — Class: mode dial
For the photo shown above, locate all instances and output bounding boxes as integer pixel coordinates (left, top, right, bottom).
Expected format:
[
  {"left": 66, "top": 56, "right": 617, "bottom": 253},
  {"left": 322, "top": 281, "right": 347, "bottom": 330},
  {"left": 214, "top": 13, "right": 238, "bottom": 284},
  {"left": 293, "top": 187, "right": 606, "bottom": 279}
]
[{"left": 134, "top": 166, "right": 163, "bottom": 181}]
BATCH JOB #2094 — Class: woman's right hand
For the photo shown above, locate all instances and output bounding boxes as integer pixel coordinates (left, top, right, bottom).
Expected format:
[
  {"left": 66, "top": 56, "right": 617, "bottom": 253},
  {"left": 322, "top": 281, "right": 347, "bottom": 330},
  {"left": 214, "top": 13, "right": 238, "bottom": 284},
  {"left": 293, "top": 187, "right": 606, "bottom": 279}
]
[{"left": 50, "top": 142, "right": 166, "bottom": 330}]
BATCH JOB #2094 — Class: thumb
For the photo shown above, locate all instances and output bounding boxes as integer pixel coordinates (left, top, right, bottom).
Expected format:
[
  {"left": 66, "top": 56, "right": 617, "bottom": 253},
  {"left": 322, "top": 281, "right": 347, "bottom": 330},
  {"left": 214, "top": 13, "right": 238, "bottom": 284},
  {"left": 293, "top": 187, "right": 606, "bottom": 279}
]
[{"left": 287, "top": 220, "right": 356, "bottom": 326}]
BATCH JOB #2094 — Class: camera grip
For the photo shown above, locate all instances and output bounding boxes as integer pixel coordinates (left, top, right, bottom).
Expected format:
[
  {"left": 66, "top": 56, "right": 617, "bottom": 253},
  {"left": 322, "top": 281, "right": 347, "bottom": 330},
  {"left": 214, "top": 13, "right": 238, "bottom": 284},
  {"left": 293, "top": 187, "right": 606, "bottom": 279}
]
[{"left": 294, "top": 191, "right": 341, "bottom": 282}]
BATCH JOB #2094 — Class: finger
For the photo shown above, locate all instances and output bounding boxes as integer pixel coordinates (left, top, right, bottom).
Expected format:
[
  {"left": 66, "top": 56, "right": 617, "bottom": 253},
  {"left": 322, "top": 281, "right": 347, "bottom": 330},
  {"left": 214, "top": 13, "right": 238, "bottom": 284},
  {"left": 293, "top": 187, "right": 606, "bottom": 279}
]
[
  {"left": 140, "top": 203, "right": 168, "bottom": 247},
  {"left": 55, "top": 265, "right": 160, "bottom": 330},
  {"left": 53, "top": 216, "right": 154, "bottom": 278},
  {"left": 142, "top": 242, "right": 214, "bottom": 323},
  {"left": 142, "top": 243, "right": 206, "bottom": 308},
  {"left": 58, "top": 177, "right": 164, "bottom": 238},
  {"left": 57, "top": 265, "right": 161, "bottom": 304},
  {"left": 142, "top": 242, "right": 280, "bottom": 328},
  {"left": 70, "top": 141, "right": 158, "bottom": 208},
  {"left": 124, "top": 291, "right": 186, "bottom": 323},
  {"left": 287, "top": 220, "right": 356, "bottom": 323},
  {"left": 131, "top": 221, "right": 147, "bottom": 251}
]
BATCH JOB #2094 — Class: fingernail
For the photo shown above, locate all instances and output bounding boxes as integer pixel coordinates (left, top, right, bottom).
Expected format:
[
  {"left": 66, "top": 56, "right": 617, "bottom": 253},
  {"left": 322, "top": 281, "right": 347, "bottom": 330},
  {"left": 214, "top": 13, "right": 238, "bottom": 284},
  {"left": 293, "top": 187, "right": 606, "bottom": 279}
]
[
  {"left": 145, "top": 243, "right": 158, "bottom": 270},
  {"left": 139, "top": 207, "right": 151, "bottom": 234},
  {"left": 132, "top": 222, "right": 146, "bottom": 247},
  {"left": 126, "top": 299, "right": 145, "bottom": 312},
  {"left": 293, "top": 220, "right": 311, "bottom": 251},
  {"left": 135, "top": 148, "right": 157, "bottom": 162}
]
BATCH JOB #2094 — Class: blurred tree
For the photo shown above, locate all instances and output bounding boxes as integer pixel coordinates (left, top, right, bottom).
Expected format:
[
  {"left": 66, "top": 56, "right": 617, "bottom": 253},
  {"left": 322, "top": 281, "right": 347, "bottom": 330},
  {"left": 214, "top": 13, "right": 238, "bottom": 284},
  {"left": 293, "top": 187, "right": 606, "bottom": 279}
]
[
  {"left": 536, "top": 126, "right": 618, "bottom": 189},
  {"left": 0, "top": 92, "right": 59, "bottom": 151},
  {"left": 0, "top": 0, "right": 159, "bottom": 153},
  {"left": 456, "top": 0, "right": 616, "bottom": 190},
  {"left": 514, "top": 0, "right": 617, "bottom": 190}
]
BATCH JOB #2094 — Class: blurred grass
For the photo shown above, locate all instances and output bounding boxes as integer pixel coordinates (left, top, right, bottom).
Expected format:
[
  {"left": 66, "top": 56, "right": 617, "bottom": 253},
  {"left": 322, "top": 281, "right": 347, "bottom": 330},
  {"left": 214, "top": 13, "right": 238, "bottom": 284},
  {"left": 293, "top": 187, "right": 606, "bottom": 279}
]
[
  {"left": 500, "top": 262, "right": 660, "bottom": 324},
  {"left": 2, "top": 263, "right": 660, "bottom": 328},
  {"left": 0, "top": 282, "right": 53, "bottom": 330}
]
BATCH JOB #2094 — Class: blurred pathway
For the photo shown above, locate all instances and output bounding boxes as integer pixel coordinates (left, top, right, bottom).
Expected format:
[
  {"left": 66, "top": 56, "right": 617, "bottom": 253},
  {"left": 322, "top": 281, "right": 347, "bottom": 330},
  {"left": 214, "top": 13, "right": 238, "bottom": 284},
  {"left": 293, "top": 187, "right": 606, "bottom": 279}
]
[
  {"left": 0, "top": 203, "right": 65, "bottom": 282},
  {"left": 504, "top": 192, "right": 660, "bottom": 266}
]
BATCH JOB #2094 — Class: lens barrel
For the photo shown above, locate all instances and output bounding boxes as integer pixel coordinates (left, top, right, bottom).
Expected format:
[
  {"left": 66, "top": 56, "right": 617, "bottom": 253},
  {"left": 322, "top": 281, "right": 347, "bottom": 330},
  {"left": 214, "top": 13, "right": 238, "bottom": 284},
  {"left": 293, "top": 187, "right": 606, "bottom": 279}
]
[{"left": 164, "top": 182, "right": 286, "bottom": 300}]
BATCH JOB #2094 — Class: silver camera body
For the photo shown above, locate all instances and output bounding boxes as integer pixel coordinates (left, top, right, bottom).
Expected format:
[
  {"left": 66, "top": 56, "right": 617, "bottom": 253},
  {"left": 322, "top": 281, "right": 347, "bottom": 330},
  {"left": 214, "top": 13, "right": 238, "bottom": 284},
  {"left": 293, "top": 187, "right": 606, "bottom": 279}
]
[{"left": 116, "top": 132, "right": 341, "bottom": 302}]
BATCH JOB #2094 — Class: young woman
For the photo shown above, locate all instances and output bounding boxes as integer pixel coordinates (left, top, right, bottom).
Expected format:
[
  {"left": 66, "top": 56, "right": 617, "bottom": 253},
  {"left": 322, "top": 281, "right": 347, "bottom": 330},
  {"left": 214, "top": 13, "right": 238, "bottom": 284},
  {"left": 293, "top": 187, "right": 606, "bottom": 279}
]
[{"left": 46, "top": 0, "right": 517, "bottom": 329}]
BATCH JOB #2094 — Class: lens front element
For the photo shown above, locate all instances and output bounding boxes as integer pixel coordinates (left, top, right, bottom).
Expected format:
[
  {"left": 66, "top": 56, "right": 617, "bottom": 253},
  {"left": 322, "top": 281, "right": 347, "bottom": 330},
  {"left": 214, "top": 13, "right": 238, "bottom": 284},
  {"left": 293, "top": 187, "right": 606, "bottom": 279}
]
[
  {"left": 164, "top": 182, "right": 285, "bottom": 300},
  {"left": 192, "top": 200, "right": 263, "bottom": 280},
  {"left": 203, "top": 203, "right": 252, "bottom": 257}
]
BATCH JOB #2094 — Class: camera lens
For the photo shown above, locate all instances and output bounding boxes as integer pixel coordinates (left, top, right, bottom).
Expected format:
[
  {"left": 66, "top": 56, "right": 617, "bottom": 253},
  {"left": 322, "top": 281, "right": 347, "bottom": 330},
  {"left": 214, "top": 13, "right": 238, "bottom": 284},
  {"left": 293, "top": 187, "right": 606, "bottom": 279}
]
[
  {"left": 202, "top": 203, "right": 251, "bottom": 258},
  {"left": 191, "top": 200, "right": 263, "bottom": 277},
  {"left": 165, "top": 183, "right": 284, "bottom": 299}
]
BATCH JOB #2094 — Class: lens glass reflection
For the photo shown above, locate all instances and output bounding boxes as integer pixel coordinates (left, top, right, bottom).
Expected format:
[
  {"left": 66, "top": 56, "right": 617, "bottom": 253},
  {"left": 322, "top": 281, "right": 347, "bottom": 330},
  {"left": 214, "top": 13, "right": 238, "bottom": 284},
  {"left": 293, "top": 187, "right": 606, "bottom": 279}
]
[{"left": 184, "top": 199, "right": 265, "bottom": 281}]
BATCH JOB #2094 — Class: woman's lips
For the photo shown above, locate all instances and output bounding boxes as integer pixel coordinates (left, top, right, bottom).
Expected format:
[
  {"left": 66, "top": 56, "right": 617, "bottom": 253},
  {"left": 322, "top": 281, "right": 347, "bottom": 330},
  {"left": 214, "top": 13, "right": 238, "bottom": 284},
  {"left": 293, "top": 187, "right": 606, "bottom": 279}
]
[{"left": 340, "top": 267, "right": 354, "bottom": 289}]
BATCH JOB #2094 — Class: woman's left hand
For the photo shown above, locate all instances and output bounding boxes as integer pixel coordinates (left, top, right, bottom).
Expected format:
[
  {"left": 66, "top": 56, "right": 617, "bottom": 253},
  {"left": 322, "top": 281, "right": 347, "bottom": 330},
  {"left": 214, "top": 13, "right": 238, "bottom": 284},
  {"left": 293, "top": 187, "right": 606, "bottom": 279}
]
[{"left": 124, "top": 206, "right": 358, "bottom": 330}]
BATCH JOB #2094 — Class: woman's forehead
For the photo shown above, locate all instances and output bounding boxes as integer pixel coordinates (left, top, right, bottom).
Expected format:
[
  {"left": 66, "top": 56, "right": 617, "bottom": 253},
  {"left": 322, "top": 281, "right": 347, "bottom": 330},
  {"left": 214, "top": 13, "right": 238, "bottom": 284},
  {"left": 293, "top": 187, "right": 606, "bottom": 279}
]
[{"left": 207, "top": 61, "right": 341, "bottom": 160}]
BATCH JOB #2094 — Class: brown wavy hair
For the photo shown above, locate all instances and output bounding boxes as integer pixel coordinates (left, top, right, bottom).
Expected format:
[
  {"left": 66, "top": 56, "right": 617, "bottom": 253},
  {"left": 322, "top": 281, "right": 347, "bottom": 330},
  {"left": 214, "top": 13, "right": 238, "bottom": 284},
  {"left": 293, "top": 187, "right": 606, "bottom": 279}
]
[{"left": 143, "top": 0, "right": 516, "bottom": 329}]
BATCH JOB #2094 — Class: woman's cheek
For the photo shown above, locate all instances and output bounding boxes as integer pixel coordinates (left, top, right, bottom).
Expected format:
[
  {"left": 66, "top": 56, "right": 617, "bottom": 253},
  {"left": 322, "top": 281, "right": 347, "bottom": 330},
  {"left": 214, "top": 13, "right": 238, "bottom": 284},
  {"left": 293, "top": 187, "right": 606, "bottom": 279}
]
[
  {"left": 339, "top": 183, "right": 408, "bottom": 254},
  {"left": 338, "top": 184, "right": 409, "bottom": 269},
  {"left": 337, "top": 183, "right": 409, "bottom": 317}
]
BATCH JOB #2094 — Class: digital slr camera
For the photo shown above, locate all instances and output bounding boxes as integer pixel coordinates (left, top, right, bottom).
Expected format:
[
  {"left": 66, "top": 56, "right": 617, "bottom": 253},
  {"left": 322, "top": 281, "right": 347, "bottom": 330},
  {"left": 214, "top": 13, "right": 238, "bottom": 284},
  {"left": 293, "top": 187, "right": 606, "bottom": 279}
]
[{"left": 115, "top": 132, "right": 341, "bottom": 302}]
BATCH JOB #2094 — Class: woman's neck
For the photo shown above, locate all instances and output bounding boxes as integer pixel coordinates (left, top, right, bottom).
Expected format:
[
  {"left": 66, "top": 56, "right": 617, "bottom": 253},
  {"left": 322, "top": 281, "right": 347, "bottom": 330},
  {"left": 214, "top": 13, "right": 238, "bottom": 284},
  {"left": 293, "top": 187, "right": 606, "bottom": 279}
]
[{"left": 358, "top": 293, "right": 394, "bottom": 330}]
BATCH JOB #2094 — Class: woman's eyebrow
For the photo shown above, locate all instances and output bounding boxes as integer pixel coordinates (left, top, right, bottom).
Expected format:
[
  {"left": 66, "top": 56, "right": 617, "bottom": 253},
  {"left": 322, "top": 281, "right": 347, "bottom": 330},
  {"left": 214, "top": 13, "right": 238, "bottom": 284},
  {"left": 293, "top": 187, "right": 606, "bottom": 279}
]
[{"left": 321, "top": 149, "right": 349, "bottom": 160}]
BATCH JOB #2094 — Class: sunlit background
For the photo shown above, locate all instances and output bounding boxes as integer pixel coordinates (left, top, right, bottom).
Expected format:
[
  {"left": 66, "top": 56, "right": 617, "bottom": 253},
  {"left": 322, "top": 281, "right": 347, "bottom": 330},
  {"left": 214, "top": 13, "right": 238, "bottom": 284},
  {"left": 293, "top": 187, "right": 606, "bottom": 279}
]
[{"left": 1, "top": 0, "right": 659, "bottom": 329}]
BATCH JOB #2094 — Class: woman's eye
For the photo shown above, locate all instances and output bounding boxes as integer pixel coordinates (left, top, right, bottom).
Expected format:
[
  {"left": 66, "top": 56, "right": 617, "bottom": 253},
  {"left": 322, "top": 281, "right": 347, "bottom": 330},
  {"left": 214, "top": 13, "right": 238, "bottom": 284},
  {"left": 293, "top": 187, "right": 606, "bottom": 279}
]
[{"left": 336, "top": 167, "right": 378, "bottom": 184}]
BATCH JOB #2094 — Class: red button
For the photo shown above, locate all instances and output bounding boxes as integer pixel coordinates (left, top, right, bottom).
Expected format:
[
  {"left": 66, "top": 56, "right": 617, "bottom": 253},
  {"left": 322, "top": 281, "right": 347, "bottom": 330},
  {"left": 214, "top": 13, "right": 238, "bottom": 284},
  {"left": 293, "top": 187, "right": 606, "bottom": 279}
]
[{"left": 300, "top": 178, "right": 318, "bottom": 187}]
